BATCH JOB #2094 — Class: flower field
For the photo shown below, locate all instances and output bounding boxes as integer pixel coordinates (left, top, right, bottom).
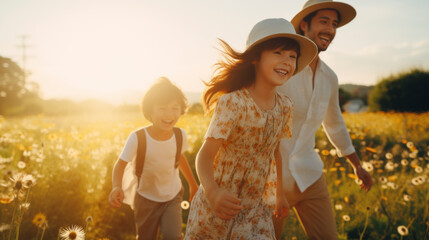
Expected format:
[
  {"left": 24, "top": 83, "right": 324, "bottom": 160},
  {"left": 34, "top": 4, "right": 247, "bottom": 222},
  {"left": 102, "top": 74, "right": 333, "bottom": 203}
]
[{"left": 0, "top": 112, "right": 428, "bottom": 240}]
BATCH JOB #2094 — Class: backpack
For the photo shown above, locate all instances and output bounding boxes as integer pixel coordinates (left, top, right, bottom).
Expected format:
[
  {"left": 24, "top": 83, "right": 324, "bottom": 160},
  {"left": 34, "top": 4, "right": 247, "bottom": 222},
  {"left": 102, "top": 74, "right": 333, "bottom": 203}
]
[{"left": 122, "top": 127, "right": 183, "bottom": 209}]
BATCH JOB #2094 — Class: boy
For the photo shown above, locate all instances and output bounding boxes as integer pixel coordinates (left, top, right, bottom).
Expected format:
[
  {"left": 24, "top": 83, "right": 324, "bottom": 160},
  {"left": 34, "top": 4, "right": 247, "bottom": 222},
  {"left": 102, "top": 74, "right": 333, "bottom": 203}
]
[{"left": 109, "top": 77, "right": 198, "bottom": 240}]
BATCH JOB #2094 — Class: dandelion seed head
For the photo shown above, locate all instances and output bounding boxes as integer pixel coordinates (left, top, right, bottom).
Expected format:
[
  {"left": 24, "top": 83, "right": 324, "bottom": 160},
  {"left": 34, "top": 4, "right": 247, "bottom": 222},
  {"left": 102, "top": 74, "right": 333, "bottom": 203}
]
[
  {"left": 415, "top": 166, "right": 423, "bottom": 173},
  {"left": 385, "top": 153, "right": 393, "bottom": 160},
  {"left": 401, "top": 159, "right": 409, "bottom": 166},
  {"left": 362, "top": 162, "right": 374, "bottom": 172},
  {"left": 181, "top": 201, "right": 190, "bottom": 210},
  {"left": 342, "top": 215, "right": 350, "bottom": 221},
  {"left": 330, "top": 149, "right": 337, "bottom": 157},
  {"left": 397, "top": 225, "right": 408, "bottom": 236},
  {"left": 387, "top": 182, "right": 398, "bottom": 190},
  {"left": 17, "top": 161, "right": 26, "bottom": 169},
  {"left": 411, "top": 177, "right": 421, "bottom": 186},
  {"left": 379, "top": 176, "right": 388, "bottom": 183},
  {"left": 385, "top": 162, "right": 395, "bottom": 171},
  {"left": 406, "top": 142, "right": 414, "bottom": 149},
  {"left": 335, "top": 204, "right": 343, "bottom": 210},
  {"left": 86, "top": 216, "right": 93, "bottom": 223},
  {"left": 403, "top": 194, "right": 411, "bottom": 202}
]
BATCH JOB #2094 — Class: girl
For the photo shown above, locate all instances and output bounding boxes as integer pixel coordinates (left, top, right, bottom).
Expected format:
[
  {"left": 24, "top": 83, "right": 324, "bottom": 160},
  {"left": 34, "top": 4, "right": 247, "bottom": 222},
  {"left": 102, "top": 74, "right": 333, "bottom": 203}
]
[{"left": 184, "top": 18, "right": 317, "bottom": 239}]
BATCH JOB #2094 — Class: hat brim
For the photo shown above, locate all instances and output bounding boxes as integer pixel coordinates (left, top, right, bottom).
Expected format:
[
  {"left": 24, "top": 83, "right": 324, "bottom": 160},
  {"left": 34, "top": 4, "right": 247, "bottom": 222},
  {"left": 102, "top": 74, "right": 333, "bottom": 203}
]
[
  {"left": 291, "top": 2, "right": 356, "bottom": 33},
  {"left": 246, "top": 33, "right": 318, "bottom": 75}
]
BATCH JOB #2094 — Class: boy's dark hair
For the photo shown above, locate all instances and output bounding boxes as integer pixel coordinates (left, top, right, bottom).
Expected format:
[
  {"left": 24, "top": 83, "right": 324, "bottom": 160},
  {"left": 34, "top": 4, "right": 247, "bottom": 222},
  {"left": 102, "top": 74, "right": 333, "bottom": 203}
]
[
  {"left": 141, "top": 77, "right": 187, "bottom": 121},
  {"left": 299, "top": 8, "right": 342, "bottom": 34}
]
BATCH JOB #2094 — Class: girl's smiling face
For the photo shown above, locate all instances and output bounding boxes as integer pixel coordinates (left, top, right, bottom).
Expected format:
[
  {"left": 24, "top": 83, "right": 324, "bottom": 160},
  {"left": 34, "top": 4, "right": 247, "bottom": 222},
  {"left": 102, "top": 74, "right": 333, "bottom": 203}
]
[
  {"left": 254, "top": 47, "right": 297, "bottom": 87},
  {"left": 151, "top": 100, "right": 182, "bottom": 131}
]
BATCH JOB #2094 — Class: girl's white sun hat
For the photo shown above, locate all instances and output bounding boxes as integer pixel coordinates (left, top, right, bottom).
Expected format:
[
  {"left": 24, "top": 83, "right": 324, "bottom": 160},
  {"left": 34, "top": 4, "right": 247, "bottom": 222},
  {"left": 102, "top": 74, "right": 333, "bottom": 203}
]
[{"left": 245, "top": 18, "right": 318, "bottom": 75}]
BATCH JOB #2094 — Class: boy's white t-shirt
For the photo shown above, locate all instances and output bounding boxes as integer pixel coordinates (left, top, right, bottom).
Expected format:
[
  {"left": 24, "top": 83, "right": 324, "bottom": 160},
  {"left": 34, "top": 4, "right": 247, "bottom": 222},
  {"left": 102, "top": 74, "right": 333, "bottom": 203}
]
[{"left": 120, "top": 128, "right": 189, "bottom": 203}]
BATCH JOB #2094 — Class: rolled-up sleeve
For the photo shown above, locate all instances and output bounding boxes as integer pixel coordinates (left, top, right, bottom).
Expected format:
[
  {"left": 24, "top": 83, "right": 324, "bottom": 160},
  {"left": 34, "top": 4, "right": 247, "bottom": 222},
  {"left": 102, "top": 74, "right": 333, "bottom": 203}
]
[{"left": 322, "top": 79, "right": 355, "bottom": 157}]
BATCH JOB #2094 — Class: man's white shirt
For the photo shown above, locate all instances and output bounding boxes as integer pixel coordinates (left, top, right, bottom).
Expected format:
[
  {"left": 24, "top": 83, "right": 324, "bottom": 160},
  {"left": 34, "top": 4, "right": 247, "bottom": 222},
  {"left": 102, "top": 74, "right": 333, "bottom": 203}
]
[{"left": 277, "top": 59, "right": 355, "bottom": 192}]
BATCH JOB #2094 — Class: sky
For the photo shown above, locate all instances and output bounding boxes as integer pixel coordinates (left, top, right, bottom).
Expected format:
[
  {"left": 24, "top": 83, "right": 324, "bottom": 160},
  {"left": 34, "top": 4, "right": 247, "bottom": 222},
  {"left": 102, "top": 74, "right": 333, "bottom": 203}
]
[{"left": 1, "top": 0, "right": 428, "bottom": 105}]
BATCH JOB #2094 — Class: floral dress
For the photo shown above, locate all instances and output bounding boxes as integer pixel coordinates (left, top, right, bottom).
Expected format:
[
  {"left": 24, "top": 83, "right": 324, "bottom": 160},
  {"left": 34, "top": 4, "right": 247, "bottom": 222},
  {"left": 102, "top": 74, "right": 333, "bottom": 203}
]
[{"left": 185, "top": 88, "right": 293, "bottom": 239}]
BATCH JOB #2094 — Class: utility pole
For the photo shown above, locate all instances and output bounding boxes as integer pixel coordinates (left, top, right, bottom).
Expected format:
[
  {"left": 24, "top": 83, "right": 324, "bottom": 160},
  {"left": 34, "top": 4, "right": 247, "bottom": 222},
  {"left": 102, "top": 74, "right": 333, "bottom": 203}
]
[{"left": 16, "top": 35, "right": 32, "bottom": 81}]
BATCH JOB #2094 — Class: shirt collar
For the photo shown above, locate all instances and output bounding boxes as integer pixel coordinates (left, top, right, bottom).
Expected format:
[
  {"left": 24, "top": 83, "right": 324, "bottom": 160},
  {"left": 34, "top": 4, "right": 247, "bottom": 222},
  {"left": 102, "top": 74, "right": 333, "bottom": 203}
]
[
  {"left": 318, "top": 58, "right": 327, "bottom": 73},
  {"left": 302, "top": 58, "right": 327, "bottom": 75}
]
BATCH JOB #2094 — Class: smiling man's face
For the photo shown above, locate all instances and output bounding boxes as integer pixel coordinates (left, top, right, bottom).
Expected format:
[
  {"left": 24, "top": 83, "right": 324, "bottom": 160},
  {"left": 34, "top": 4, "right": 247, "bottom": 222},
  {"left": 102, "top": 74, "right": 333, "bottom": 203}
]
[{"left": 300, "top": 9, "right": 339, "bottom": 52}]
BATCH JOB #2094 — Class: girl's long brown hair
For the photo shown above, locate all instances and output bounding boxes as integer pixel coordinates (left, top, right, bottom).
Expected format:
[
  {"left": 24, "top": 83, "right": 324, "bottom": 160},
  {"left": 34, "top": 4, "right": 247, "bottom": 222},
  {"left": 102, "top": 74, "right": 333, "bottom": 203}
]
[{"left": 203, "top": 37, "right": 300, "bottom": 113}]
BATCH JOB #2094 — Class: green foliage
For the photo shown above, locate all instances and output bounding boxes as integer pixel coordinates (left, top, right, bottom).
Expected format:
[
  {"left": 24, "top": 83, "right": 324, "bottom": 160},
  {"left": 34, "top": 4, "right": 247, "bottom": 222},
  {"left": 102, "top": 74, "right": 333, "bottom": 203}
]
[
  {"left": 368, "top": 68, "right": 429, "bottom": 112},
  {"left": 340, "top": 84, "right": 373, "bottom": 105},
  {"left": 0, "top": 57, "right": 26, "bottom": 115},
  {"left": 339, "top": 88, "right": 352, "bottom": 112},
  {"left": 187, "top": 103, "right": 204, "bottom": 115}
]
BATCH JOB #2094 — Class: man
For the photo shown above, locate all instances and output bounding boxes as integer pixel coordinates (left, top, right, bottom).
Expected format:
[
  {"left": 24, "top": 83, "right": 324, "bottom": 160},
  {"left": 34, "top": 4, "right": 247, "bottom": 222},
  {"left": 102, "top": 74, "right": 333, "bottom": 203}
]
[{"left": 274, "top": 1, "right": 373, "bottom": 239}]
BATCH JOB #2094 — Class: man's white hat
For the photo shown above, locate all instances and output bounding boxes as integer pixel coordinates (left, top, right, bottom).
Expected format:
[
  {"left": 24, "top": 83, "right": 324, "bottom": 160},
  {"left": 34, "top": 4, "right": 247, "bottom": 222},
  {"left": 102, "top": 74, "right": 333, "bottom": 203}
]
[{"left": 291, "top": 0, "right": 356, "bottom": 33}]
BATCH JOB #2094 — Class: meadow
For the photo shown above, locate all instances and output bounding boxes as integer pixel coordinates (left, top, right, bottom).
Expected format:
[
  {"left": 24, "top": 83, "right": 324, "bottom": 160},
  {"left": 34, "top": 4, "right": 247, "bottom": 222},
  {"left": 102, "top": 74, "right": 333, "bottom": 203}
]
[{"left": 0, "top": 111, "right": 428, "bottom": 240}]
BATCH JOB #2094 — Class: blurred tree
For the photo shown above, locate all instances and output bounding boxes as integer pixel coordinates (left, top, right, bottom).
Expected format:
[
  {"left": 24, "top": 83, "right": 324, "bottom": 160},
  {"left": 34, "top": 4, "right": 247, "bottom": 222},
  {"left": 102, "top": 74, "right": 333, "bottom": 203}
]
[
  {"left": 0, "top": 56, "right": 26, "bottom": 114},
  {"left": 0, "top": 56, "right": 42, "bottom": 115},
  {"left": 368, "top": 68, "right": 429, "bottom": 112},
  {"left": 187, "top": 102, "right": 204, "bottom": 115},
  {"left": 338, "top": 88, "right": 352, "bottom": 112}
]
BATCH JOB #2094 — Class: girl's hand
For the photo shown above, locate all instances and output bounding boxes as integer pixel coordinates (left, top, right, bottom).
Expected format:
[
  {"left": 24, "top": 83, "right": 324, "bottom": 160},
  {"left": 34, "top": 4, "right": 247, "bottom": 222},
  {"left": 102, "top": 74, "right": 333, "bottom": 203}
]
[
  {"left": 108, "top": 187, "right": 124, "bottom": 208},
  {"left": 274, "top": 193, "right": 289, "bottom": 219},
  {"left": 205, "top": 187, "right": 243, "bottom": 220}
]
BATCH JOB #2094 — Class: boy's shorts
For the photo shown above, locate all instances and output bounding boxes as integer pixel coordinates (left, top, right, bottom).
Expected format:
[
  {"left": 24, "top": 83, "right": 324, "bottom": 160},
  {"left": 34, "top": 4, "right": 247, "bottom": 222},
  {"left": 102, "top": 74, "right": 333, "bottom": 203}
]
[{"left": 134, "top": 188, "right": 183, "bottom": 240}]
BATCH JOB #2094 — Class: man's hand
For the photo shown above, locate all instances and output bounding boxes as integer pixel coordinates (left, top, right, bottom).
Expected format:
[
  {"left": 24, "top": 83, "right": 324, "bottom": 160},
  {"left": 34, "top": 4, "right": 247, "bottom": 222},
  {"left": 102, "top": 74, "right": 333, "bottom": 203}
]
[
  {"left": 354, "top": 166, "right": 373, "bottom": 191},
  {"left": 205, "top": 187, "right": 243, "bottom": 220}
]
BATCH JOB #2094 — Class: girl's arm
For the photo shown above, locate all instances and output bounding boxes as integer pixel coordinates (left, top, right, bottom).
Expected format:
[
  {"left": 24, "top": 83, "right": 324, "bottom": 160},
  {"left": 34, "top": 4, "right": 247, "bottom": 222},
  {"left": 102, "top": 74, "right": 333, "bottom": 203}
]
[
  {"left": 109, "top": 159, "right": 128, "bottom": 208},
  {"left": 197, "top": 137, "right": 243, "bottom": 220},
  {"left": 178, "top": 154, "right": 199, "bottom": 202},
  {"left": 274, "top": 143, "right": 289, "bottom": 219}
]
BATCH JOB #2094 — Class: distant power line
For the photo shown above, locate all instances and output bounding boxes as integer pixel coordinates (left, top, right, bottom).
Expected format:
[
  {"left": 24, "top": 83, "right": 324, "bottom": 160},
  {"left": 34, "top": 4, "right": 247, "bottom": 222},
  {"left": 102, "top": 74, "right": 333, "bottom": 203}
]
[{"left": 16, "top": 35, "right": 34, "bottom": 80}]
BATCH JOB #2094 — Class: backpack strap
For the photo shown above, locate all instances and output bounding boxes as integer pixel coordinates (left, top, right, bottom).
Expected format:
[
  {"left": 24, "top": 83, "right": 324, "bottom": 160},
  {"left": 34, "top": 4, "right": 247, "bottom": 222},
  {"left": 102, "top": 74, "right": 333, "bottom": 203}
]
[
  {"left": 135, "top": 128, "right": 146, "bottom": 184},
  {"left": 173, "top": 127, "right": 183, "bottom": 168},
  {"left": 134, "top": 127, "right": 183, "bottom": 185}
]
